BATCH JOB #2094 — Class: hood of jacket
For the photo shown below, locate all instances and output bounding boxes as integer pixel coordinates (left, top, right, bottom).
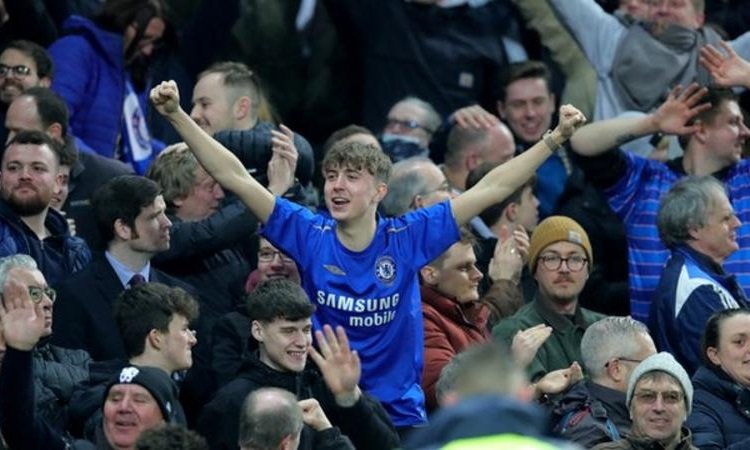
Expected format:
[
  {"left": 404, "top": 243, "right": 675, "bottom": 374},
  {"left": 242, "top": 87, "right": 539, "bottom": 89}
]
[
  {"left": 406, "top": 394, "right": 556, "bottom": 448},
  {"left": 61, "top": 15, "right": 124, "bottom": 70}
]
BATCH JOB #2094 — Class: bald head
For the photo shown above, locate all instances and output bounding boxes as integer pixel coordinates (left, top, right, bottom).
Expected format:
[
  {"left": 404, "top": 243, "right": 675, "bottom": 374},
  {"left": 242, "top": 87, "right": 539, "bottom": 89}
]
[
  {"left": 239, "top": 388, "right": 303, "bottom": 450},
  {"left": 444, "top": 122, "right": 516, "bottom": 190},
  {"left": 381, "top": 157, "right": 452, "bottom": 216}
]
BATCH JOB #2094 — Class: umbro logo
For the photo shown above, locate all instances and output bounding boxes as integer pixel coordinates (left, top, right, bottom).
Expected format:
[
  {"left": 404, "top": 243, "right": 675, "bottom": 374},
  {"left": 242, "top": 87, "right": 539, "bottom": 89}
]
[{"left": 324, "top": 264, "right": 346, "bottom": 276}]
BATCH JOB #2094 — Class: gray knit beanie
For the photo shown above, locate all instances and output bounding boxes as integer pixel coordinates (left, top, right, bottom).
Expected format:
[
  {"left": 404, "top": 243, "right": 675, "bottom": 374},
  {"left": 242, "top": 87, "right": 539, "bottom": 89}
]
[{"left": 626, "top": 352, "right": 693, "bottom": 414}]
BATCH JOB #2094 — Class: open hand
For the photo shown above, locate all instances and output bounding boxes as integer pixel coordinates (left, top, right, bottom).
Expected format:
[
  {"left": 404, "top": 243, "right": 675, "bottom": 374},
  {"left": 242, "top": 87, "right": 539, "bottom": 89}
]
[
  {"left": 511, "top": 323, "right": 552, "bottom": 368},
  {"left": 0, "top": 278, "right": 46, "bottom": 351},
  {"left": 452, "top": 105, "right": 499, "bottom": 129},
  {"left": 267, "top": 124, "right": 299, "bottom": 195},
  {"left": 651, "top": 83, "right": 711, "bottom": 136},
  {"left": 308, "top": 325, "right": 361, "bottom": 407},
  {"left": 700, "top": 41, "right": 750, "bottom": 88},
  {"left": 488, "top": 225, "right": 524, "bottom": 284}
]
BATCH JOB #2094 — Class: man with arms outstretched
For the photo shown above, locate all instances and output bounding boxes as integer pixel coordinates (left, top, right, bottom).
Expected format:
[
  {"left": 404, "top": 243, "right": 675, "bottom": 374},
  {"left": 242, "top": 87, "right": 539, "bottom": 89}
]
[{"left": 149, "top": 80, "right": 586, "bottom": 428}]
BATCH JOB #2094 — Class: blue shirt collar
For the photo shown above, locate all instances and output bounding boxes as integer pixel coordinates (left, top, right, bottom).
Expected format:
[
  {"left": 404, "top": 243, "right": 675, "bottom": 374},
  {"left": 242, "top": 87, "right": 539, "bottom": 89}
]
[{"left": 105, "top": 251, "right": 150, "bottom": 288}]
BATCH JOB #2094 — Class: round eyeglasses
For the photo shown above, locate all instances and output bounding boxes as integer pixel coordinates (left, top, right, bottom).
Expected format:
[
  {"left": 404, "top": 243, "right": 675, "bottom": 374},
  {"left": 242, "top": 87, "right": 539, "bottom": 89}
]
[{"left": 538, "top": 254, "right": 588, "bottom": 272}]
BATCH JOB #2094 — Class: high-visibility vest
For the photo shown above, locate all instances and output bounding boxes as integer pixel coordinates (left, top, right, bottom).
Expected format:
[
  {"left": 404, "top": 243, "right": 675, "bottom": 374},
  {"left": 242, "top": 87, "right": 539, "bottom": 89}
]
[{"left": 441, "top": 433, "right": 561, "bottom": 450}]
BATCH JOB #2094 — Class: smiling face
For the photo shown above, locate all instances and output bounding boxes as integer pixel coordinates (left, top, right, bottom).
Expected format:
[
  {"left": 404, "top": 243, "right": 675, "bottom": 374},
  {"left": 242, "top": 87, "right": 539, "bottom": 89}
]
[
  {"left": 0, "top": 142, "right": 60, "bottom": 217},
  {"left": 190, "top": 72, "right": 235, "bottom": 135},
  {"left": 689, "top": 188, "right": 740, "bottom": 264},
  {"left": 323, "top": 164, "right": 386, "bottom": 225},
  {"left": 103, "top": 384, "right": 164, "bottom": 449},
  {"left": 630, "top": 374, "right": 687, "bottom": 445},
  {"left": 257, "top": 238, "right": 300, "bottom": 284},
  {"left": 252, "top": 317, "right": 312, "bottom": 373},
  {"left": 173, "top": 166, "right": 224, "bottom": 222},
  {"left": 498, "top": 77, "right": 555, "bottom": 145},
  {"left": 645, "top": 0, "right": 704, "bottom": 31},
  {"left": 699, "top": 100, "right": 750, "bottom": 170},
  {"left": 0, "top": 48, "right": 50, "bottom": 105},
  {"left": 707, "top": 313, "right": 750, "bottom": 388}
]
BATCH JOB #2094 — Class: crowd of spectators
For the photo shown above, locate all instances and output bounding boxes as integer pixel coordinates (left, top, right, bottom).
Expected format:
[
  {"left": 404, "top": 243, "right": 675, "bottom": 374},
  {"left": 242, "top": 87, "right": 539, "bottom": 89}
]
[{"left": 2, "top": 0, "right": 750, "bottom": 449}]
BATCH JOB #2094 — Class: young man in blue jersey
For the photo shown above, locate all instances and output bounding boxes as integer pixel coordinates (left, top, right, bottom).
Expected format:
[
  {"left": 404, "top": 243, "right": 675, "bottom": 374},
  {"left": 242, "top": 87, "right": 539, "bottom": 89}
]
[{"left": 149, "top": 80, "right": 586, "bottom": 428}]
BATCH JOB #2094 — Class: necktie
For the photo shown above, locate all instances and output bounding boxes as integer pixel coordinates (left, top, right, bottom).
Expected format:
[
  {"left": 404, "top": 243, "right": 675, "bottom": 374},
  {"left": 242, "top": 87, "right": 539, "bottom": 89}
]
[{"left": 128, "top": 274, "right": 146, "bottom": 288}]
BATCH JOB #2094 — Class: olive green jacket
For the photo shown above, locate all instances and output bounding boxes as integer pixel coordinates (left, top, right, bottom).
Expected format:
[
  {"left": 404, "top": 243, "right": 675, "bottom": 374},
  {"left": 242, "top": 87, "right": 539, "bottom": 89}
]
[{"left": 492, "top": 297, "right": 606, "bottom": 381}]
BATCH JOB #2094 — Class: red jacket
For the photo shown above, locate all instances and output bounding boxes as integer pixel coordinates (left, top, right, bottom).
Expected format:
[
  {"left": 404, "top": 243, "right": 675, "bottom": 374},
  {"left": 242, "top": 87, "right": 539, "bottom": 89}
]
[{"left": 421, "top": 285, "right": 490, "bottom": 411}]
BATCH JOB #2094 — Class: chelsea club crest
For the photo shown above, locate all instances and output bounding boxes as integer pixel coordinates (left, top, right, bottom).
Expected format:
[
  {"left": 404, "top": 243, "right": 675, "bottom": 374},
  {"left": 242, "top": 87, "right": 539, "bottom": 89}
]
[{"left": 375, "top": 256, "right": 397, "bottom": 284}]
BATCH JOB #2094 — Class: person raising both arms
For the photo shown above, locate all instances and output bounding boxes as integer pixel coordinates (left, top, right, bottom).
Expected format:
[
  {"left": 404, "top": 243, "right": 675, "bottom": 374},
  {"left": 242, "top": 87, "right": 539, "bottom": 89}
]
[{"left": 149, "top": 80, "right": 586, "bottom": 429}]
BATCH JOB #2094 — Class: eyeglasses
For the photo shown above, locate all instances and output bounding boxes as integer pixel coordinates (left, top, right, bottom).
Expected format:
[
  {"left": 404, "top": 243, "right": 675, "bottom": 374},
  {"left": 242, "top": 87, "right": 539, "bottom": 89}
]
[
  {"left": 29, "top": 286, "right": 56, "bottom": 303},
  {"left": 633, "top": 390, "right": 684, "bottom": 405},
  {"left": 538, "top": 254, "right": 588, "bottom": 272},
  {"left": 604, "top": 357, "right": 643, "bottom": 368},
  {"left": 0, "top": 64, "right": 32, "bottom": 77},
  {"left": 385, "top": 118, "right": 435, "bottom": 134},
  {"left": 258, "top": 249, "right": 294, "bottom": 263},
  {"left": 410, "top": 180, "right": 453, "bottom": 208}
]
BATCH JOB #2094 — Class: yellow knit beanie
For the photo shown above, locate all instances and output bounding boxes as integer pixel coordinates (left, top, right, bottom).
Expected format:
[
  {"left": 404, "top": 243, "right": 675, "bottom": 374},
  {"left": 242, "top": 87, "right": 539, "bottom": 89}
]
[{"left": 528, "top": 216, "right": 592, "bottom": 271}]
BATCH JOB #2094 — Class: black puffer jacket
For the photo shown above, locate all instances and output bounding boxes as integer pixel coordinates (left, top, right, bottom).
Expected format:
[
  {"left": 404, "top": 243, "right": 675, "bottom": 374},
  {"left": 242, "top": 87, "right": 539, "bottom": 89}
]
[{"left": 33, "top": 338, "right": 91, "bottom": 431}]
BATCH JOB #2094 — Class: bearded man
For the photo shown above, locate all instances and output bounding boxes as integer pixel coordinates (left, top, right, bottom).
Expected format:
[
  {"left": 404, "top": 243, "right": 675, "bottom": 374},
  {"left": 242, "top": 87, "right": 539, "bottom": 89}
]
[{"left": 0, "top": 130, "right": 90, "bottom": 284}]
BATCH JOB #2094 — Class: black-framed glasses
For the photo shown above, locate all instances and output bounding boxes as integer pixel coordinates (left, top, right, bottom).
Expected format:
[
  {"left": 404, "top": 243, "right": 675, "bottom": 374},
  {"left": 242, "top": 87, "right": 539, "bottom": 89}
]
[
  {"left": 258, "top": 249, "right": 294, "bottom": 263},
  {"left": 633, "top": 390, "right": 683, "bottom": 405},
  {"left": 385, "top": 118, "right": 435, "bottom": 134},
  {"left": 604, "top": 356, "right": 643, "bottom": 368},
  {"left": 538, "top": 254, "right": 588, "bottom": 272},
  {"left": 0, "top": 64, "right": 32, "bottom": 77}
]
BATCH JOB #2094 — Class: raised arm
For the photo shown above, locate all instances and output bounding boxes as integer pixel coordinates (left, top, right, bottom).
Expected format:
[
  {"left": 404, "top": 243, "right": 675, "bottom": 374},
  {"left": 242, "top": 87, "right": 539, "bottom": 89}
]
[
  {"left": 0, "top": 279, "right": 67, "bottom": 450},
  {"left": 149, "top": 81, "right": 280, "bottom": 223},
  {"left": 570, "top": 84, "right": 711, "bottom": 156},
  {"left": 450, "top": 105, "right": 586, "bottom": 226}
]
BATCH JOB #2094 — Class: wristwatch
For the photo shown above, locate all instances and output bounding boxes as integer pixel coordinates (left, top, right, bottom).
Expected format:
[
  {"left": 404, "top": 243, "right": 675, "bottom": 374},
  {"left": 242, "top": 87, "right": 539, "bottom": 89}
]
[{"left": 543, "top": 130, "right": 559, "bottom": 152}]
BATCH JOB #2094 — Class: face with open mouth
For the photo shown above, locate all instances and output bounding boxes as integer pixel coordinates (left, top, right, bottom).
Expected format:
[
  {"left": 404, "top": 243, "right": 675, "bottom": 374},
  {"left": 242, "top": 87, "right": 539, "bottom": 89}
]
[
  {"left": 323, "top": 164, "right": 384, "bottom": 224},
  {"left": 498, "top": 77, "right": 554, "bottom": 145},
  {"left": 103, "top": 384, "right": 164, "bottom": 449},
  {"left": 253, "top": 317, "right": 313, "bottom": 373}
]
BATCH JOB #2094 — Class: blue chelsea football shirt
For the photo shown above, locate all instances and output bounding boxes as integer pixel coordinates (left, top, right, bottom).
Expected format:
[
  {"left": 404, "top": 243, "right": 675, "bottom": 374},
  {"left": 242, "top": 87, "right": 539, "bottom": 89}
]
[{"left": 261, "top": 198, "right": 460, "bottom": 426}]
